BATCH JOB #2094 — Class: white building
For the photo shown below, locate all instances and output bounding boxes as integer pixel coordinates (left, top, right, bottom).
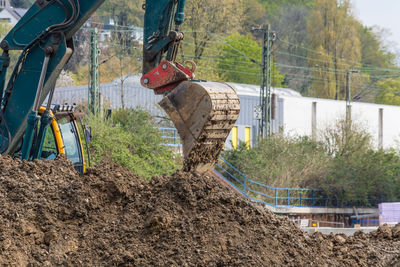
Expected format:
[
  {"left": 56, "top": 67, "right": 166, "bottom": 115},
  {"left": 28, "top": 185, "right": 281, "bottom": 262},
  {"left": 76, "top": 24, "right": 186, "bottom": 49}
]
[
  {"left": 225, "top": 83, "right": 400, "bottom": 150},
  {"left": 0, "top": 6, "right": 27, "bottom": 25},
  {"left": 0, "top": 0, "right": 10, "bottom": 9}
]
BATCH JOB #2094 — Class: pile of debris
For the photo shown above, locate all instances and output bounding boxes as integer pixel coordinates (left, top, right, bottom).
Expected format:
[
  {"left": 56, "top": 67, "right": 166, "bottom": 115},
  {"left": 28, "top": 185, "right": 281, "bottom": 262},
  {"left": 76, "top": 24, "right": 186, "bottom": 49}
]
[{"left": 0, "top": 156, "right": 398, "bottom": 266}]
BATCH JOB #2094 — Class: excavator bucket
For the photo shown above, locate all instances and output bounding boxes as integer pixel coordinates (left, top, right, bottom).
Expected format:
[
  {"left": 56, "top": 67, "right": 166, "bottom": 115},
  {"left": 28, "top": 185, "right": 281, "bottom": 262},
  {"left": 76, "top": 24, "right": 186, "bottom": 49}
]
[{"left": 159, "top": 81, "right": 240, "bottom": 173}]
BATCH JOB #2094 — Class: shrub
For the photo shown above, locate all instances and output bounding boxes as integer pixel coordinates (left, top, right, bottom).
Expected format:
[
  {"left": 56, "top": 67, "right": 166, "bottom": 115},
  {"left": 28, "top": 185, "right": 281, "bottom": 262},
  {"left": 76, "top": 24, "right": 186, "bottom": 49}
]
[
  {"left": 222, "top": 134, "right": 329, "bottom": 189},
  {"left": 85, "top": 108, "right": 181, "bottom": 180},
  {"left": 317, "top": 119, "right": 400, "bottom": 206}
]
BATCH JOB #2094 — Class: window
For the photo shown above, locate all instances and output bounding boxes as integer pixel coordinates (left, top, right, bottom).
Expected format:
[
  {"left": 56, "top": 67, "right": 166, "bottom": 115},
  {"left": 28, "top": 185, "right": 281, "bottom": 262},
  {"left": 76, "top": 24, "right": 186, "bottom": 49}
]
[
  {"left": 58, "top": 117, "right": 82, "bottom": 166},
  {"left": 40, "top": 126, "right": 58, "bottom": 160}
]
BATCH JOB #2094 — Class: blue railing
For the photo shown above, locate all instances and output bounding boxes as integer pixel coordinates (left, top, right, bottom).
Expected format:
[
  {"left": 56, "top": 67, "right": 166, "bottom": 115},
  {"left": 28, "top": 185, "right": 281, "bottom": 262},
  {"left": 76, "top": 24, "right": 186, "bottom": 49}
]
[
  {"left": 158, "top": 127, "right": 181, "bottom": 147},
  {"left": 215, "top": 157, "right": 323, "bottom": 207}
]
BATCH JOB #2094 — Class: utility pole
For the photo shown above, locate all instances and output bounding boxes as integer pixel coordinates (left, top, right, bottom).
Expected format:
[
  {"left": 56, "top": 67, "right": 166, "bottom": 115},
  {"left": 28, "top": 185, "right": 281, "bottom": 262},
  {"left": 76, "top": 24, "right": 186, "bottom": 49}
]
[
  {"left": 253, "top": 25, "right": 275, "bottom": 138},
  {"left": 88, "top": 27, "right": 100, "bottom": 115},
  {"left": 345, "top": 69, "right": 359, "bottom": 122}
]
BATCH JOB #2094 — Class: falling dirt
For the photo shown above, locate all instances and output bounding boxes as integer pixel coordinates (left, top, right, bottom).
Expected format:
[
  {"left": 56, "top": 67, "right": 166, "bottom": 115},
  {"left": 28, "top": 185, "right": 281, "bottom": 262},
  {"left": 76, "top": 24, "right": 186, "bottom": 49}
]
[
  {"left": 182, "top": 137, "right": 224, "bottom": 173},
  {"left": 0, "top": 156, "right": 399, "bottom": 266}
]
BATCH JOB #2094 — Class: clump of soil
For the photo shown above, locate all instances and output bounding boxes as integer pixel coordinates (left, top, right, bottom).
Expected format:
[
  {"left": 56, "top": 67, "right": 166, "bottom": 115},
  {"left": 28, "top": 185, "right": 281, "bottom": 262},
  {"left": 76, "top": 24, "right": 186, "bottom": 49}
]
[{"left": 0, "top": 156, "right": 399, "bottom": 266}]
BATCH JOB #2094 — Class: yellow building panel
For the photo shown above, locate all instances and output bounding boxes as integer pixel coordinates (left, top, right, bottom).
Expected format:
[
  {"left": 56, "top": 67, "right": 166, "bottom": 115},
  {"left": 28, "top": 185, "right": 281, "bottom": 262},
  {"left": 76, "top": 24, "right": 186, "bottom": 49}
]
[
  {"left": 245, "top": 127, "right": 251, "bottom": 149},
  {"left": 232, "top": 126, "right": 238, "bottom": 149}
]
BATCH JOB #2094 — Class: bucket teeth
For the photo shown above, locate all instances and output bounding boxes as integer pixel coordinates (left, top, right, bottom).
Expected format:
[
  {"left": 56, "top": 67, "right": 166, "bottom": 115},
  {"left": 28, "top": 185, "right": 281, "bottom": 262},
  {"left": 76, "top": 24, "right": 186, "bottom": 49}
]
[{"left": 159, "top": 81, "right": 240, "bottom": 173}]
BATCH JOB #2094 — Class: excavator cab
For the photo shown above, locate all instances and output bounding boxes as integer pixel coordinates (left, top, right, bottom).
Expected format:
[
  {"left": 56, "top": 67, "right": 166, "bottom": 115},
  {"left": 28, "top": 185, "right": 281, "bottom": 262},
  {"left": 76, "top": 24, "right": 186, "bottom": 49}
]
[{"left": 37, "top": 105, "right": 87, "bottom": 173}]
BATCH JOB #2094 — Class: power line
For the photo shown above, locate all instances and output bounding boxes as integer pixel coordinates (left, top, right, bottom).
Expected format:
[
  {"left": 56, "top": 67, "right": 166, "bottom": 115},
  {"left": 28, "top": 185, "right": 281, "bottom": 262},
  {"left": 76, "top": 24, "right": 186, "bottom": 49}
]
[
  {"left": 76, "top": 27, "right": 400, "bottom": 75},
  {"left": 276, "top": 37, "right": 400, "bottom": 73},
  {"left": 208, "top": 32, "right": 260, "bottom": 65},
  {"left": 196, "top": 66, "right": 260, "bottom": 76},
  {"left": 183, "top": 34, "right": 261, "bottom": 50},
  {"left": 182, "top": 41, "right": 259, "bottom": 63},
  {"left": 66, "top": 27, "right": 400, "bottom": 103}
]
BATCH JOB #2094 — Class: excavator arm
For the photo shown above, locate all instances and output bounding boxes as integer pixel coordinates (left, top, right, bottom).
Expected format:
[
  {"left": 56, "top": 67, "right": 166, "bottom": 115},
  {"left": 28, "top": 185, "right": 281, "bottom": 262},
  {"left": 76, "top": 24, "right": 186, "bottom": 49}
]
[
  {"left": 0, "top": 0, "right": 240, "bottom": 173},
  {"left": 141, "top": 0, "right": 240, "bottom": 173}
]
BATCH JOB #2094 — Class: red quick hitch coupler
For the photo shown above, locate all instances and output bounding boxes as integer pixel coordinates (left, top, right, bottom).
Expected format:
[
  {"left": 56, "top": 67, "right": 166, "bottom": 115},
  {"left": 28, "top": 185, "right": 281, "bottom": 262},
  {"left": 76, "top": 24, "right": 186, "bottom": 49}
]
[{"left": 140, "top": 60, "right": 196, "bottom": 94}]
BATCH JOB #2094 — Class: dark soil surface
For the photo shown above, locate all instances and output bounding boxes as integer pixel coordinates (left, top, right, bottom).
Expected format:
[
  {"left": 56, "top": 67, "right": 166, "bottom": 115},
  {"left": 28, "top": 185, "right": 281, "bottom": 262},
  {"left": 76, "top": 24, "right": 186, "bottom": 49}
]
[{"left": 0, "top": 156, "right": 399, "bottom": 266}]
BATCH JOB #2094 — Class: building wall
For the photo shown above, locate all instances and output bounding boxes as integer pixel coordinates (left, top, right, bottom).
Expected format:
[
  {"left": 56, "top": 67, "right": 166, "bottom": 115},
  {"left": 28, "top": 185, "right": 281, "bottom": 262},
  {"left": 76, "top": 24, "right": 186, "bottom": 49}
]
[
  {"left": 280, "top": 96, "right": 400, "bottom": 149},
  {"left": 53, "top": 78, "right": 164, "bottom": 118}
]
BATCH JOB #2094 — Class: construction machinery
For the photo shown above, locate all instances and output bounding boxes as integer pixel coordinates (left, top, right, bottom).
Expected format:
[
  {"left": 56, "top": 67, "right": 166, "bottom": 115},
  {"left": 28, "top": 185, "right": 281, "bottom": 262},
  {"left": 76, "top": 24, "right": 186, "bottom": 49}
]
[{"left": 0, "top": 0, "right": 239, "bottom": 173}]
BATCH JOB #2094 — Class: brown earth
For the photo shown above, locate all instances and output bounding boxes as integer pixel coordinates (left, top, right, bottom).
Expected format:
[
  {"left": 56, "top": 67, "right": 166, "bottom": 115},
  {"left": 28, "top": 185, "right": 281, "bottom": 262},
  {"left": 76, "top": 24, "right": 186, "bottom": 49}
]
[{"left": 0, "top": 156, "right": 399, "bottom": 266}]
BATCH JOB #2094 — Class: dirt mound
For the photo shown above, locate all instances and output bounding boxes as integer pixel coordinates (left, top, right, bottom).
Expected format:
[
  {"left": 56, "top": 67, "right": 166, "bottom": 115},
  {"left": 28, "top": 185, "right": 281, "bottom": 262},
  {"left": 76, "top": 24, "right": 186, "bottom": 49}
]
[{"left": 0, "top": 156, "right": 399, "bottom": 266}]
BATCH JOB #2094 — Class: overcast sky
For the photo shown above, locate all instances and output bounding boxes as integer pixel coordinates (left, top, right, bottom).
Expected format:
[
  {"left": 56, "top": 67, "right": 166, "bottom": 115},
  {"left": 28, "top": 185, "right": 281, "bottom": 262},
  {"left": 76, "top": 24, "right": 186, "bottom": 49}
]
[{"left": 351, "top": 0, "right": 400, "bottom": 62}]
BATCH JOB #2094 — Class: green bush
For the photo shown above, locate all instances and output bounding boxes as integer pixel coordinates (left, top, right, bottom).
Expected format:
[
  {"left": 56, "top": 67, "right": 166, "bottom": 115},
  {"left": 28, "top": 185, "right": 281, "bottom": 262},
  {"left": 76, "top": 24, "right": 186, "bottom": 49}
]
[
  {"left": 222, "top": 119, "right": 400, "bottom": 206},
  {"left": 318, "top": 119, "right": 400, "bottom": 206},
  {"left": 85, "top": 108, "right": 181, "bottom": 180},
  {"left": 222, "top": 135, "right": 328, "bottom": 189}
]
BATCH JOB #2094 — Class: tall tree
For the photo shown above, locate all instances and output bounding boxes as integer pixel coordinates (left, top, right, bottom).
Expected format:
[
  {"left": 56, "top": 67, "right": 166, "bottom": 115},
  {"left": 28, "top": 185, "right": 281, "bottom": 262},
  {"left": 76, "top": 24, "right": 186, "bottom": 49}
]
[
  {"left": 217, "top": 33, "right": 284, "bottom": 86},
  {"left": 258, "top": 0, "right": 315, "bottom": 16},
  {"left": 97, "top": 0, "right": 144, "bottom": 27},
  {"left": 375, "top": 78, "right": 400, "bottom": 105},
  {"left": 359, "top": 26, "right": 396, "bottom": 69},
  {"left": 241, "top": 0, "right": 267, "bottom": 33},
  {"left": 356, "top": 25, "right": 398, "bottom": 102},
  {"left": 307, "top": 0, "right": 362, "bottom": 100},
  {"left": 270, "top": 3, "right": 314, "bottom": 94},
  {"left": 102, "top": 29, "right": 141, "bottom": 108},
  {"left": 184, "top": 0, "right": 243, "bottom": 63}
]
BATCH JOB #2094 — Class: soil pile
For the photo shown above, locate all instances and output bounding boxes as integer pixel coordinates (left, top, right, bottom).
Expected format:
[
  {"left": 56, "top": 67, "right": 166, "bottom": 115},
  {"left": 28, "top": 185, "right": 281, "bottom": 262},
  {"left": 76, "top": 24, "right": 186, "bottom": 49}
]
[{"left": 0, "top": 156, "right": 399, "bottom": 266}]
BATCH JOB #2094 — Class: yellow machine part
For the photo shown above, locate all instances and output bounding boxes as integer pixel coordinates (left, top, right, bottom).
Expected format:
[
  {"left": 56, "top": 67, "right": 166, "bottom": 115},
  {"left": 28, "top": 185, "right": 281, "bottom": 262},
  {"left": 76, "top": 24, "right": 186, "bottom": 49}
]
[
  {"left": 53, "top": 117, "right": 67, "bottom": 156},
  {"left": 70, "top": 115, "right": 86, "bottom": 173},
  {"left": 159, "top": 81, "right": 240, "bottom": 173}
]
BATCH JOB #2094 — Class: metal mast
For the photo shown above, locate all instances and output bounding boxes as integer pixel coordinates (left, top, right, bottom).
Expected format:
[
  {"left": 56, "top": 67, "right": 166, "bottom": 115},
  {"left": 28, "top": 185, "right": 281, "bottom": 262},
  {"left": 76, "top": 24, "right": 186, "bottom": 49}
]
[
  {"left": 88, "top": 27, "right": 100, "bottom": 114},
  {"left": 258, "top": 25, "right": 274, "bottom": 138}
]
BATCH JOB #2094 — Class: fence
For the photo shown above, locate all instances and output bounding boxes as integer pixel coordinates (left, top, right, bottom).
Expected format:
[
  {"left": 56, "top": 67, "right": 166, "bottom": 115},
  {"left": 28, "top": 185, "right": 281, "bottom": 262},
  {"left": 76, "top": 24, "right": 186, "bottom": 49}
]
[
  {"left": 214, "top": 157, "right": 322, "bottom": 207},
  {"left": 159, "top": 127, "right": 181, "bottom": 147},
  {"left": 292, "top": 219, "right": 345, "bottom": 228},
  {"left": 215, "top": 157, "right": 385, "bottom": 208}
]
